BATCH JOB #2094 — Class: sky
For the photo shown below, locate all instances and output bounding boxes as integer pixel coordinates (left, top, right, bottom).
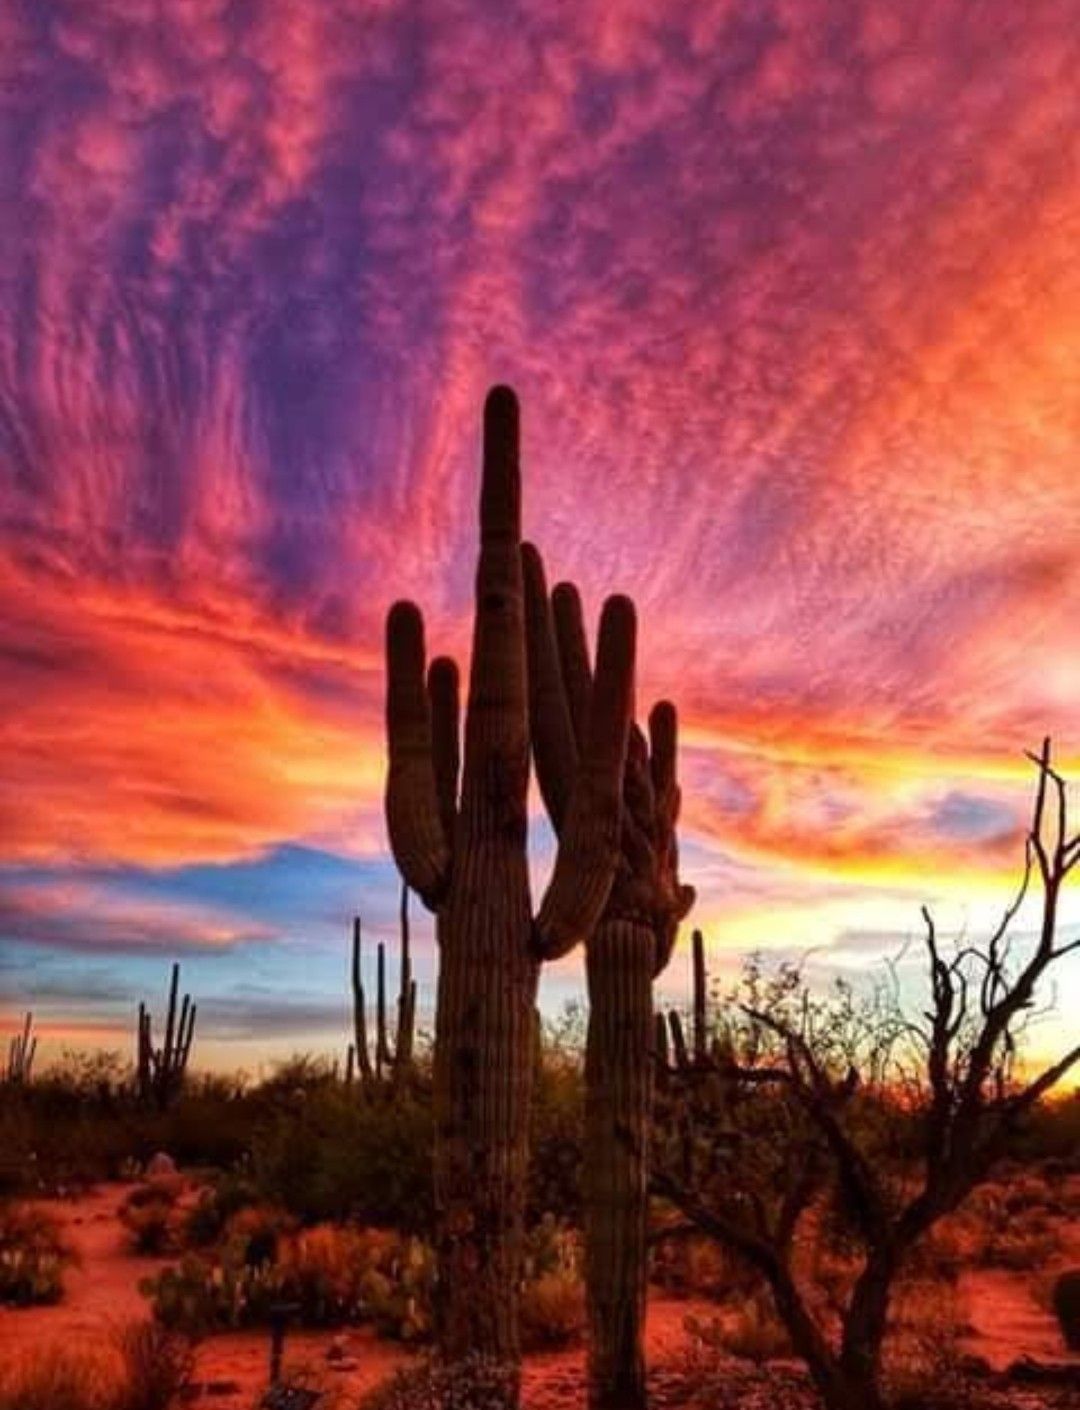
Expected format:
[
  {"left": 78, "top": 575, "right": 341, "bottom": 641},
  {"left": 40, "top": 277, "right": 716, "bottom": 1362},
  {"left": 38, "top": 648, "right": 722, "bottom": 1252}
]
[{"left": 1, "top": 0, "right": 1079, "bottom": 1077}]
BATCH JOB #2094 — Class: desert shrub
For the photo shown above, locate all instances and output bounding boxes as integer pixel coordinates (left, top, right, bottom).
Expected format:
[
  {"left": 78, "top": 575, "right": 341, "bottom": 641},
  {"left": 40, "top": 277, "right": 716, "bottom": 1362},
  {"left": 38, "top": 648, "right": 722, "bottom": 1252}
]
[
  {"left": 949, "top": 1180, "right": 1064, "bottom": 1269},
  {"left": 649, "top": 1216, "right": 749, "bottom": 1299},
  {"left": 181, "top": 1170, "right": 260, "bottom": 1247},
  {"left": 0, "top": 1201, "right": 76, "bottom": 1305},
  {"left": 1052, "top": 1269, "right": 1080, "bottom": 1351},
  {"left": 251, "top": 1084, "right": 434, "bottom": 1230},
  {"left": 685, "top": 1296, "right": 792, "bottom": 1364},
  {"left": 910, "top": 1214, "right": 975, "bottom": 1280},
  {"left": 222, "top": 1201, "right": 294, "bottom": 1267},
  {"left": 355, "top": 1230, "right": 436, "bottom": 1341},
  {"left": 359, "top": 1355, "right": 519, "bottom": 1410},
  {"left": 118, "top": 1184, "right": 181, "bottom": 1256},
  {"left": 982, "top": 1218, "right": 1060, "bottom": 1269},
  {"left": 144, "top": 1221, "right": 434, "bottom": 1338},
  {"left": 0, "top": 1322, "right": 189, "bottom": 1410},
  {"left": 1015, "top": 1091, "right": 1080, "bottom": 1166},
  {"left": 0, "top": 1064, "right": 257, "bottom": 1196},
  {"left": 517, "top": 1214, "right": 585, "bottom": 1349},
  {"left": 528, "top": 1026, "right": 584, "bottom": 1226},
  {"left": 519, "top": 1269, "right": 585, "bottom": 1349}
]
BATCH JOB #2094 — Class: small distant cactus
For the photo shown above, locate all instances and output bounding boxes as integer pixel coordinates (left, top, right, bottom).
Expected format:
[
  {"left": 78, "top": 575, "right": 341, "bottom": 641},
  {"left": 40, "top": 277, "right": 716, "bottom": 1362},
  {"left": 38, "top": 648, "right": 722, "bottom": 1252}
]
[
  {"left": 346, "top": 886, "right": 417, "bottom": 1095},
  {"left": 4, "top": 1011, "right": 36, "bottom": 1084},
  {"left": 136, "top": 964, "right": 196, "bottom": 1110},
  {"left": 1053, "top": 1269, "right": 1080, "bottom": 1351}
]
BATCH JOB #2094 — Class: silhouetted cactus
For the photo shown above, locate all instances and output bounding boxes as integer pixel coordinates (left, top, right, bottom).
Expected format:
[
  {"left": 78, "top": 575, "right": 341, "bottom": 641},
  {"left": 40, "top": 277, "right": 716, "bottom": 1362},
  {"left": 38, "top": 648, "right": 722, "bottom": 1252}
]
[
  {"left": 5, "top": 1011, "right": 36, "bottom": 1084},
  {"left": 525, "top": 560, "right": 694, "bottom": 1410},
  {"left": 384, "top": 386, "right": 635, "bottom": 1390},
  {"left": 347, "top": 886, "right": 417, "bottom": 1094},
  {"left": 1053, "top": 1269, "right": 1080, "bottom": 1351},
  {"left": 136, "top": 964, "right": 196, "bottom": 1110}
]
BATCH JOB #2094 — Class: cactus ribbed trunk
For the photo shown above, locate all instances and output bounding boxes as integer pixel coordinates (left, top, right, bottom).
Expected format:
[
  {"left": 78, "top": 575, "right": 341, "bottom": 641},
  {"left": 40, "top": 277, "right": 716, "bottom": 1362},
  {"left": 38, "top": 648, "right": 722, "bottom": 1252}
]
[
  {"left": 584, "top": 920, "right": 655, "bottom": 1410},
  {"left": 434, "top": 844, "right": 537, "bottom": 1361}
]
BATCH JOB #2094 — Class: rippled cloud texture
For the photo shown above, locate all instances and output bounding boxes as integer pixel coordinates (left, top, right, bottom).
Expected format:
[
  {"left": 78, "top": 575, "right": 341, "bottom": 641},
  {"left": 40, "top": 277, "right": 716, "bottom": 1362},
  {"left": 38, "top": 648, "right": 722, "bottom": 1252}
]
[{"left": 2, "top": 1, "right": 1079, "bottom": 1064}]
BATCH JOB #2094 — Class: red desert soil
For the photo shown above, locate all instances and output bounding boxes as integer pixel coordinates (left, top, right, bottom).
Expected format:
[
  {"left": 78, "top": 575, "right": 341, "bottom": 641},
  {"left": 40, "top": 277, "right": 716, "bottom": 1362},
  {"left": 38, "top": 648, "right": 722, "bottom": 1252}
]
[{"left": 1, "top": 1182, "right": 1078, "bottom": 1406}]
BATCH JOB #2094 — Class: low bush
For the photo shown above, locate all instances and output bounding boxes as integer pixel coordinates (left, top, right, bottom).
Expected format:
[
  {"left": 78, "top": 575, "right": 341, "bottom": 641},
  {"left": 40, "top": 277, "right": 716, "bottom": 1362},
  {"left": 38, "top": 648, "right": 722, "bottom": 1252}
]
[
  {"left": 519, "top": 1269, "right": 585, "bottom": 1349},
  {"left": 0, "top": 1201, "right": 77, "bottom": 1305},
  {"left": 685, "top": 1297, "right": 792, "bottom": 1365},
  {"left": 519, "top": 1215, "right": 585, "bottom": 1349},
  {"left": 250, "top": 1083, "right": 434, "bottom": 1231},
  {"left": 359, "top": 1355, "right": 519, "bottom": 1410},
  {"left": 144, "top": 1221, "right": 433, "bottom": 1339},
  {"left": 649, "top": 1219, "right": 747, "bottom": 1300},
  {"left": 118, "top": 1184, "right": 181, "bottom": 1256},
  {"left": 181, "top": 1170, "right": 260, "bottom": 1247}
]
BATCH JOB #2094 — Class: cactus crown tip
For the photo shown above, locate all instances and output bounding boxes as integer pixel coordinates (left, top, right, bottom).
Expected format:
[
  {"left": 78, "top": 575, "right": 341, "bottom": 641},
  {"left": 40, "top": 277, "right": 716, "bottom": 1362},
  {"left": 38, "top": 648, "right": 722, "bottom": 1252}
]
[
  {"left": 482, "top": 385, "right": 520, "bottom": 451},
  {"left": 387, "top": 600, "right": 424, "bottom": 640},
  {"left": 485, "top": 383, "right": 519, "bottom": 412}
]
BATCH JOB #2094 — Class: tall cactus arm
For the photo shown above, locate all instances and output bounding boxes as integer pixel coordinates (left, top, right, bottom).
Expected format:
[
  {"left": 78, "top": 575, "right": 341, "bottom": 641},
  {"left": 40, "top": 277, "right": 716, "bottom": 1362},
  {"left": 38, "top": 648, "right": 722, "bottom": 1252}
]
[
  {"left": 351, "top": 917, "right": 374, "bottom": 1084},
  {"left": 428, "top": 657, "right": 461, "bottom": 846},
  {"left": 551, "top": 581, "right": 592, "bottom": 749},
  {"left": 163, "top": 963, "right": 180, "bottom": 1076},
  {"left": 394, "top": 882, "right": 414, "bottom": 1068},
  {"left": 545, "top": 576, "right": 654, "bottom": 879},
  {"left": 535, "top": 594, "right": 636, "bottom": 959},
  {"left": 692, "top": 928, "right": 708, "bottom": 1061},
  {"left": 522, "top": 542, "right": 578, "bottom": 832},
  {"left": 386, "top": 601, "right": 452, "bottom": 906},
  {"left": 649, "top": 701, "right": 695, "bottom": 974},
  {"left": 179, "top": 1001, "right": 197, "bottom": 1072},
  {"left": 376, "top": 942, "right": 391, "bottom": 1074},
  {"left": 460, "top": 385, "right": 528, "bottom": 825}
]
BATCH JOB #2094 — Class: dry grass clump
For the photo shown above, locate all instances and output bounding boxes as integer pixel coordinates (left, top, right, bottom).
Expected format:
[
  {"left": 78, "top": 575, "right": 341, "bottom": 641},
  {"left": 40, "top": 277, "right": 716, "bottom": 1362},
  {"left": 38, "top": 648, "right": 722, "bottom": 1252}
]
[
  {"left": 881, "top": 1276, "right": 969, "bottom": 1408},
  {"left": 519, "top": 1267, "right": 586, "bottom": 1349},
  {"left": 0, "top": 1322, "right": 191, "bottom": 1410}
]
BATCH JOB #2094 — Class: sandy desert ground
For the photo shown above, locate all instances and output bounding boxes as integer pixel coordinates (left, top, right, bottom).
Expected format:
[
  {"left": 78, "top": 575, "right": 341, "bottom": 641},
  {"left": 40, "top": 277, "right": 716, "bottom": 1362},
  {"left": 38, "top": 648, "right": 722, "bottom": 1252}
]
[{"left": 1, "top": 1180, "right": 1078, "bottom": 1409}]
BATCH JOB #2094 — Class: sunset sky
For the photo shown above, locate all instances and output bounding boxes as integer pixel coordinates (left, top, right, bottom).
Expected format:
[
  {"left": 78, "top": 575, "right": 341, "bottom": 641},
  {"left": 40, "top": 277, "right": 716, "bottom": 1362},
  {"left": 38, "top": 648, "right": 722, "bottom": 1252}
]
[{"left": 1, "top": 1, "right": 1078, "bottom": 1074}]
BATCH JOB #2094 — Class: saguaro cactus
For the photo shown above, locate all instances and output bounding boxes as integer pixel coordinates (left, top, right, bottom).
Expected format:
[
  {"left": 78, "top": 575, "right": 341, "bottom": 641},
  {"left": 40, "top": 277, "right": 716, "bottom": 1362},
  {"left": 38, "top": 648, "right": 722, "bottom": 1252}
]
[
  {"left": 384, "top": 386, "right": 635, "bottom": 1386},
  {"left": 5, "top": 1011, "right": 37, "bottom": 1084},
  {"left": 136, "top": 963, "right": 196, "bottom": 1110},
  {"left": 346, "top": 886, "right": 417, "bottom": 1093},
  {"left": 524, "top": 558, "right": 694, "bottom": 1410}
]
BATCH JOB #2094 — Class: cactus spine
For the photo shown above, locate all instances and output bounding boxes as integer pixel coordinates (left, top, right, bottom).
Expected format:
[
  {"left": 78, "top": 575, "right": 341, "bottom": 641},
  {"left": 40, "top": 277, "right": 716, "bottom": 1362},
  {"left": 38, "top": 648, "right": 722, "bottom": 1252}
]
[
  {"left": 5, "top": 1011, "right": 36, "bottom": 1084},
  {"left": 347, "top": 887, "right": 417, "bottom": 1093},
  {"left": 524, "top": 559, "right": 694, "bottom": 1410},
  {"left": 136, "top": 963, "right": 196, "bottom": 1110},
  {"left": 384, "top": 386, "right": 634, "bottom": 1388}
]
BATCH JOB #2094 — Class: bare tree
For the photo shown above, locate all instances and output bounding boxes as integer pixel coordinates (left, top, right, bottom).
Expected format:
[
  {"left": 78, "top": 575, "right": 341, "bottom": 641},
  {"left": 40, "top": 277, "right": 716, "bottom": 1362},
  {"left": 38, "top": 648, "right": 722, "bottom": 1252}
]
[{"left": 653, "top": 740, "right": 1080, "bottom": 1410}]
